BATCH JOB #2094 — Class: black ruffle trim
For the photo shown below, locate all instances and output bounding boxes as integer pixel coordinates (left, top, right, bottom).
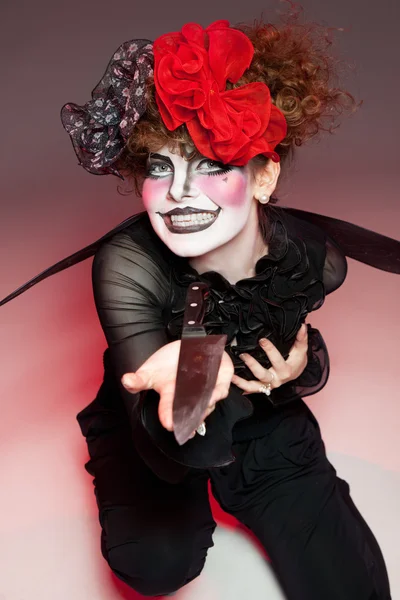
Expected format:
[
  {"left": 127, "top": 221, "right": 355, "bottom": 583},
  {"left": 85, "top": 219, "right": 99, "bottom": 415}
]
[{"left": 167, "top": 216, "right": 326, "bottom": 383}]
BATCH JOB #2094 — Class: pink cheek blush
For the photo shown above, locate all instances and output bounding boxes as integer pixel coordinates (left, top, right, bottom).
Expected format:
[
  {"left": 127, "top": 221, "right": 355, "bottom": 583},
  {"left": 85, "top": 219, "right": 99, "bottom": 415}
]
[
  {"left": 142, "top": 178, "right": 171, "bottom": 210},
  {"left": 196, "top": 171, "right": 248, "bottom": 208}
]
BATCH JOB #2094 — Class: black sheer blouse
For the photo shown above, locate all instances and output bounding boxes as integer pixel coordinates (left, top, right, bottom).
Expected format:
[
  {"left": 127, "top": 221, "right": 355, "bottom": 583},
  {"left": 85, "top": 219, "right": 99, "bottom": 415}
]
[
  {"left": 91, "top": 206, "right": 347, "bottom": 478},
  {"left": 1, "top": 201, "right": 397, "bottom": 481}
]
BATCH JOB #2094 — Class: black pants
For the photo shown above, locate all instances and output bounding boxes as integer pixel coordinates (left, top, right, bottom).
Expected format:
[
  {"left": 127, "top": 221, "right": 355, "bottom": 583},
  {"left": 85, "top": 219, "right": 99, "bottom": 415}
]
[{"left": 77, "top": 388, "right": 391, "bottom": 599}]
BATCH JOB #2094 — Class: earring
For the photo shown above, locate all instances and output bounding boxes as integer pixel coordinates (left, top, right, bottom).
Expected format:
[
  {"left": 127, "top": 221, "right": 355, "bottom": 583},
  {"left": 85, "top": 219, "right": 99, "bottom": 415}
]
[{"left": 259, "top": 194, "right": 269, "bottom": 204}]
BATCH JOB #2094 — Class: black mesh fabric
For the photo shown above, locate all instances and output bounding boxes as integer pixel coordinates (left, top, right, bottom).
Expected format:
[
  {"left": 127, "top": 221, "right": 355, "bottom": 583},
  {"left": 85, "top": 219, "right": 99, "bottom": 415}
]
[
  {"left": 91, "top": 207, "right": 347, "bottom": 469},
  {"left": 1, "top": 205, "right": 398, "bottom": 477}
]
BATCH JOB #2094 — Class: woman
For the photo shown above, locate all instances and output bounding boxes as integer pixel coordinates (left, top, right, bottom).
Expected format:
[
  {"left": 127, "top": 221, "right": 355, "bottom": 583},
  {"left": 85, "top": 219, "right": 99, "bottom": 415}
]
[{"left": 2, "top": 15, "right": 397, "bottom": 600}]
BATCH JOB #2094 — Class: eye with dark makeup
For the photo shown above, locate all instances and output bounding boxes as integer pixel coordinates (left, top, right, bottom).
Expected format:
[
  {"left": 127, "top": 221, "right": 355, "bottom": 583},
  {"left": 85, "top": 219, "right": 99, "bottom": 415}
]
[
  {"left": 145, "top": 153, "right": 173, "bottom": 179},
  {"left": 196, "top": 159, "right": 233, "bottom": 176},
  {"left": 145, "top": 154, "right": 234, "bottom": 179},
  {"left": 146, "top": 161, "right": 172, "bottom": 179}
]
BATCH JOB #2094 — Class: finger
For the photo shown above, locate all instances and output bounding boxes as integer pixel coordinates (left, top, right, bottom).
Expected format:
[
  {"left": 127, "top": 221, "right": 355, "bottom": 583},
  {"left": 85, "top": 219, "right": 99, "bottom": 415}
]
[
  {"left": 231, "top": 374, "right": 275, "bottom": 395},
  {"left": 203, "top": 404, "right": 216, "bottom": 419},
  {"left": 231, "top": 374, "right": 253, "bottom": 394},
  {"left": 121, "top": 371, "right": 153, "bottom": 392},
  {"left": 239, "top": 352, "right": 270, "bottom": 381},
  {"left": 232, "top": 371, "right": 280, "bottom": 394},
  {"left": 291, "top": 323, "right": 308, "bottom": 350},
  {"left": 296, "top": 323, "right": 308, "bottom": 340},
  {"left": 157, "top": 384, "right": 176, "bottom": 432},
  {"left": 258, "top": 337, "right": 288, "bottom": 373},
  {"left": 208, "top": 381, "right": 231, "bottom": 406},
  {"left": 286, "top": 324, "right": 309, "bottom": 367}
]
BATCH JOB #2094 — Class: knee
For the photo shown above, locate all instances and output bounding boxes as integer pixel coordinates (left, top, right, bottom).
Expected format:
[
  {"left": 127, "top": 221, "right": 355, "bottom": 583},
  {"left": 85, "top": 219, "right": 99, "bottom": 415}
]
[{"left": 106, "top": 538, "right": 205, "bottom": 597}]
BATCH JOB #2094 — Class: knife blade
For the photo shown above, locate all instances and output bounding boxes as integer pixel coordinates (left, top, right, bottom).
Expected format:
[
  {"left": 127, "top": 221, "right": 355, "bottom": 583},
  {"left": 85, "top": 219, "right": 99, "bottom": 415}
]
[{"left": 173, "top": 282, "right": 227, "bottom": 446}]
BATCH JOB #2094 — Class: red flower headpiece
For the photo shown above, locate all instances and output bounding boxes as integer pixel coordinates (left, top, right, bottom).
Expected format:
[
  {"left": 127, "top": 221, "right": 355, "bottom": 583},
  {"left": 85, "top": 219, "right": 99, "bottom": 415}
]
[{"left": 153, "top": 20, "right": 287, "bottom": 165}]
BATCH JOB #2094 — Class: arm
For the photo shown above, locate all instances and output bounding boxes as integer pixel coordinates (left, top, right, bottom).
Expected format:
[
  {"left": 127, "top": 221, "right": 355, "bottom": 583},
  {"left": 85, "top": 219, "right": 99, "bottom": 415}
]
[
  {"left": 92, "top": 229, "right": 253, "bottom": 475},
  {"left": 92, "top": 230, "right": 194, "bottom": 481},
  {"left": 92, "top": 231, "right": 171, "bottom": 419}
]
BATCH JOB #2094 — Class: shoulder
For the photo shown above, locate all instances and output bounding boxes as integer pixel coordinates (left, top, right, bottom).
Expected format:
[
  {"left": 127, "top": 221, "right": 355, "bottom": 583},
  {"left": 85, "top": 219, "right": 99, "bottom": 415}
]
[
  {"left": 94, "top": 211, "right": 170, "bottom": 265},
  {"left": 271, "top": 205, "right": 327, "bottom": 244},
  {"left": 270, "top": 206, "right": 328, "bottom": 272},
  {"left": 271, "top": 206, "right": 347, "bottom": 293},
  {"left": 92, "top": 212, "right": 173, "bottom": 298}
]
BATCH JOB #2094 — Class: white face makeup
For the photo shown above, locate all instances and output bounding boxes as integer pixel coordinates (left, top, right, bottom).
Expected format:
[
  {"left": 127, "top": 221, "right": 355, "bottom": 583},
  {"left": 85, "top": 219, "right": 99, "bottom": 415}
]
[{"left": 141, "top": 145, "right": 258, "bottom": 258}]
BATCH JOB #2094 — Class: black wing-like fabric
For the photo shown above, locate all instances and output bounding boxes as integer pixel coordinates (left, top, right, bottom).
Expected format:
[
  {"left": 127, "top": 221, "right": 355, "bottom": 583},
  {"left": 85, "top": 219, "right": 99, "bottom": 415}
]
[
  {"left": 1, "top": 207, "right": 398, "bottom": 308},
  {"left": 281, "top": 206, "right": 400, "bottom": 274},
  {"left": 0, "top": 213, "right": 144, "bottom": 307}
]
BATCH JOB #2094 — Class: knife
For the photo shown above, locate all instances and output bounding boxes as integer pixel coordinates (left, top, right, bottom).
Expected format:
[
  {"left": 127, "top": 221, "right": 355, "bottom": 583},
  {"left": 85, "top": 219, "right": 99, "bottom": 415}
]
[{"left": 173, "top": 282, "right": 227, "bottom": 446}]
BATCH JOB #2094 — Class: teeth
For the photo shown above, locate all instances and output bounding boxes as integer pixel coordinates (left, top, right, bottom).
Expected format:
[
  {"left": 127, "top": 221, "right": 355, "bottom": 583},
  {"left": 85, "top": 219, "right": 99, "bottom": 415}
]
[{"left": 170, "top": 212, "right": 215, "bottom": 227}]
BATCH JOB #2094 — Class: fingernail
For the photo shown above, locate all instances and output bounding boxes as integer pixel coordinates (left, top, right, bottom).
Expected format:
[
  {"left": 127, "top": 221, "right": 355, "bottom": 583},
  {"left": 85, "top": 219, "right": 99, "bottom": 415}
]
[
  {"left": 239, "top": 353, "right": 246, "bottom": 360},
  {"left": 259, "top": 338, "right": 270, "bottom": 345}
]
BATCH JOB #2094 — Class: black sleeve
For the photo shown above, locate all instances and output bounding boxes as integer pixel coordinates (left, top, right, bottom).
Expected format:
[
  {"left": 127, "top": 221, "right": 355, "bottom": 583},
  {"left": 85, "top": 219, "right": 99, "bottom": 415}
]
[
  {"left": 280, "top": 207, "right": 348, "bottom": 297},
  {"left": 270, "top": 225, "right": 347, "bottom": 406},
  {"left": 92, "top": 230, "right": 171, "bottom": 422},
  {"left": 323, "top": 235, "right": 348, "bottom": 295}
]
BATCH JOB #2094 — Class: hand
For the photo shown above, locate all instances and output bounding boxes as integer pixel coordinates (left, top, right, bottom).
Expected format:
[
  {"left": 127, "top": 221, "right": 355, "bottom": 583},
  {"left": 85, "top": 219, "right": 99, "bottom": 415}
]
[
  {"left": 231, "top": 323, "right": 308, "bottom": 395},
  {"left": 120, "top": 340, "right": 234, "bottom": 433}
]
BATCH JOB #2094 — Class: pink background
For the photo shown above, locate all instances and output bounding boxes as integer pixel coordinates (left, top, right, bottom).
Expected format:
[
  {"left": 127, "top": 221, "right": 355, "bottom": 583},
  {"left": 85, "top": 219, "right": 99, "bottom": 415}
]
[{"left": 0, "top": 0, "right": 399, "bottom": 598}]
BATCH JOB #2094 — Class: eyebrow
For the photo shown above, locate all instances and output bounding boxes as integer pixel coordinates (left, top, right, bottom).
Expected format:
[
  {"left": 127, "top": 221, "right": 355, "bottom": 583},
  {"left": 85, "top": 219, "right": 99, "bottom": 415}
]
[{"left": 147, "top": 153, "right": 174, "bottom": 167}]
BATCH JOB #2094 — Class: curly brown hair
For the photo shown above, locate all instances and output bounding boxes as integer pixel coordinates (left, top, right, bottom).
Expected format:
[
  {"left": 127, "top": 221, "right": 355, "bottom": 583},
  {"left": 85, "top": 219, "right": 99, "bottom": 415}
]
[{"left": 116, "top": 4, "right": 360, "bottom": 201}]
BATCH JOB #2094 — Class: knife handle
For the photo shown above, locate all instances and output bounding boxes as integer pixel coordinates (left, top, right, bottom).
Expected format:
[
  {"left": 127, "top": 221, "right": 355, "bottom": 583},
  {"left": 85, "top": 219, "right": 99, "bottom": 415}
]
[{"left": 182, "top": 282, "right": 210, "bottom": 339}]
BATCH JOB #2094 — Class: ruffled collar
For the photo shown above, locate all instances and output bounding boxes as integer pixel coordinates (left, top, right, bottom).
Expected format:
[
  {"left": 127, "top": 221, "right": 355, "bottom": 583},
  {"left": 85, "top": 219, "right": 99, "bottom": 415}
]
[{"left": 166, "top": 209, "right": 325, "bottom": 380}]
